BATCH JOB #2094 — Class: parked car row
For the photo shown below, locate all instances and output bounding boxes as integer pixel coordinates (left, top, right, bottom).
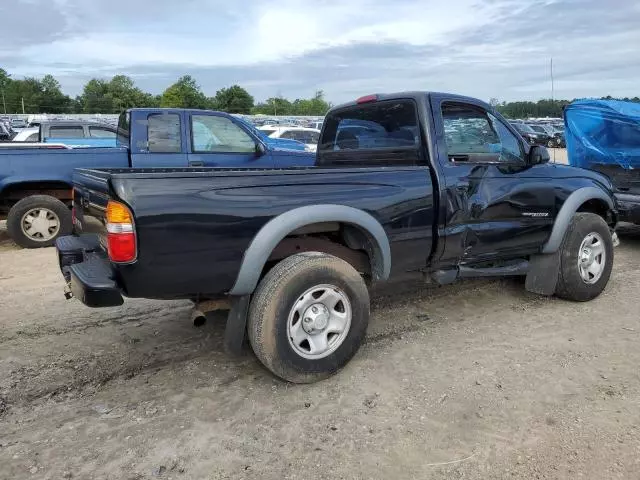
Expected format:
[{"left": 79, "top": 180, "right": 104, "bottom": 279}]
[
  {"left": 258, "top": 126, "right": 321, "bottom": 152},
  {"left": 509, "top": 120, "right": 565, "bottom": 148}
]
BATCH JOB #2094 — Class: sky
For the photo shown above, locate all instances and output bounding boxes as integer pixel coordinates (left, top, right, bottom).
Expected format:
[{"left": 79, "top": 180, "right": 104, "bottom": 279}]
[{"left": 1, "top": 0, "right": 639, "bottom": 104}]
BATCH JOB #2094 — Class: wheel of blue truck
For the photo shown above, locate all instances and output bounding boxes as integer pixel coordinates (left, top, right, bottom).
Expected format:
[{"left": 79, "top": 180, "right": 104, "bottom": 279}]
[
  {"left": 248, "top": 252, "right": 370, "bottom": 383},
  {"left": 555, "top": 212, "right": 614, "bottom": 302},
  {"left": 6, "top": 195, "right": 72, "bottom": 249}
]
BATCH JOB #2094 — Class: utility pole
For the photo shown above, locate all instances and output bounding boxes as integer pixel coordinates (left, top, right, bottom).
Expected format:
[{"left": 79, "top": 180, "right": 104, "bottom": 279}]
[
  {"left": 550, "top": 58, "right": 555, "bottom": 102},
  {"left": 21, "top": 97, "right": 25, "bottom": 114}
]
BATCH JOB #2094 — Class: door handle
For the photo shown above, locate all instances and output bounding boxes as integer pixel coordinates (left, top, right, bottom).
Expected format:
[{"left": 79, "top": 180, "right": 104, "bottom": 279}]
[{"left": 189, "top": 161, "right": 204, "bottom": 167}]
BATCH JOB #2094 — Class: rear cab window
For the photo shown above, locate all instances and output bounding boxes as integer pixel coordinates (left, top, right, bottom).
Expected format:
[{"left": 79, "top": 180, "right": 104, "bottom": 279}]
[
  {"left": 148, "top": 113, "right": 181, "bottom": 153},
  {"left": 48, "top": 126, "right": 85, "bottom": 138},
  {"left": 318, "top": 99, "right": 423, "bottom": 166}
]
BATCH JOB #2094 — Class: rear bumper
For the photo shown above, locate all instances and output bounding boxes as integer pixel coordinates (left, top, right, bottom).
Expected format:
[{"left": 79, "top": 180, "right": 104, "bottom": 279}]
[
  {"left": 615, "top": 193, "right": 640, "bottom": 225},
  {"left": 56, "top": 235, "right": 124, "bottom": 308}
]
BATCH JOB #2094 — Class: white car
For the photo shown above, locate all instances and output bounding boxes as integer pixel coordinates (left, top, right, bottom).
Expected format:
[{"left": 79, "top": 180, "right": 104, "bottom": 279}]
[
  {"left": 11, "top": 127, "right": 40, "bottom": 142},
  {"left": 258, "top": 126, "right": 321, "bottom": 152}
]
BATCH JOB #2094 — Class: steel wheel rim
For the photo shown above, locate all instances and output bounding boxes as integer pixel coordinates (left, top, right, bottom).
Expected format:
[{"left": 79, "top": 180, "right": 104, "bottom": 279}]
[
  {"left": 21, "top": 207, "right": 60, "bottom": 242},
  {"left": 287, "top": 284, "right": 352, "bottom": 360},
  {"left": 577, "top": 232, "right": 606, "bottom": 284}
]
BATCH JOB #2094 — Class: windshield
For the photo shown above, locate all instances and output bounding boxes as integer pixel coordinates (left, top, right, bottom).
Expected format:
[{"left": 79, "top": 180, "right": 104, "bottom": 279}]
[{"left": 529, "top": 125, "right": 547, "bottom": 134}]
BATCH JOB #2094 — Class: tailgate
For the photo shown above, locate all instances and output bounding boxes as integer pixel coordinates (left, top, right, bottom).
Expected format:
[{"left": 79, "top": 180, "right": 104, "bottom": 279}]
[{"left": 72, "top": 169, "right": 112, "bottom": 245}]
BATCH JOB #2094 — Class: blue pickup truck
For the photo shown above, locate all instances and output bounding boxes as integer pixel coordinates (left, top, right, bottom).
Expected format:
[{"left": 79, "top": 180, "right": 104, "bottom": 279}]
[{"left": 0, "top": 108, "right": 314, "bottom": 248}]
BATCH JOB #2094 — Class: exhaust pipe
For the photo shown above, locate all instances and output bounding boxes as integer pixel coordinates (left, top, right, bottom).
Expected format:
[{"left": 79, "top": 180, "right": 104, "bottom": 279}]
[
  {"left": 191, "top": 309, "right": 207, "bottom": 327},
  {"left": 191, "top": 299, "right": 231, "bottom": 327}
]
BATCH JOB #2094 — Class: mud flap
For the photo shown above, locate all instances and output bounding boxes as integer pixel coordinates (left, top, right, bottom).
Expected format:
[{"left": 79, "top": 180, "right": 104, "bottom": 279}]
[
  {"left": 525, "top": 252, "right": 561, "bottom": 296},
  {"left": 223, "top": 295, "right": 251, "bottom": 356}
]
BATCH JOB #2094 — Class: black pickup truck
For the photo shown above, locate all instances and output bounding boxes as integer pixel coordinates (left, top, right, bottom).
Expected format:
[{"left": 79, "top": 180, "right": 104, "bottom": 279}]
[{"left": 56, "top": 92, "right": 617, "bottom": 383}]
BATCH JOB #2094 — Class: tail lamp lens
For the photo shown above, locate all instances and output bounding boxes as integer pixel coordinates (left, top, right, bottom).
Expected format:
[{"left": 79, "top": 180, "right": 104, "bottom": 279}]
[{"left": 106, "top": 200, "right": 136, "bottom": 263}]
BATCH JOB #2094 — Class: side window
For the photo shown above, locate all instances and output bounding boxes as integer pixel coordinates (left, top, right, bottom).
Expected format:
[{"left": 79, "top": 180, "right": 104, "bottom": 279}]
[
  {"left": 26, "top": 133, "right": 39, "bottom": 142},
  {"left": 442, "top": 104, "right": 523, "bottom": 163},
  {"left": 148, "top": 114, "right": 181, "bottom": 153},
  {"left": 191, "top": 115, "right": 255, "bottom": 153},
  {"left": 89, "top": 127, "right": 116, "bottom": 138},
  {"left": 488, "top": 113, "right": 525, "bottom": 163},
  {"left": 49, "top": 126, "right": 84, "bottom": 138},
  {"left": 318, "top": 99, "right": 422, "bottom": 166}
]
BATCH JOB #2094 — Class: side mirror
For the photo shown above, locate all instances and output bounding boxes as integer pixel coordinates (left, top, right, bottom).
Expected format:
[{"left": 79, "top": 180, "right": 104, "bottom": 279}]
[
  {"left": 529, "top": 145, "right": 550, "bottom": 165},
  {"left": 255, "top": 142, "right": 266, "bottom": 157}
]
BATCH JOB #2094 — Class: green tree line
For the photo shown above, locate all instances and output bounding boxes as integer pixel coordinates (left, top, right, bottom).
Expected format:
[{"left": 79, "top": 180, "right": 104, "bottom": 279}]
[
  {"left": 0, "top": 69, "right": 332, "bottom": 116},
  {"left": 2, "top": 68, "right": 640, "bottom": 117},
  {"left": 491, "top": 96, "right": 640, "bottom": 119}
]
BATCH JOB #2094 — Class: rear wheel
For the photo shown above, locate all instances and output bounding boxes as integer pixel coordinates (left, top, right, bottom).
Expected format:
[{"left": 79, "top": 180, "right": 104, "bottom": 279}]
[
  {"left": 248, "top": 252, "right": 370, "bottom": 383},
  {"left": 555, "top": 213, "right": 613, "bottom": 302},
  {"left": 6, "top": 195, "right": 72, "bottom": 248}
]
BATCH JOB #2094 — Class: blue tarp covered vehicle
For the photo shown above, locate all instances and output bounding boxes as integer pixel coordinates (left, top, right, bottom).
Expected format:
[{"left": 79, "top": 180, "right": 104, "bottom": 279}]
[{"left": 565, "top": 99, "right": 640, "bottom": 224}]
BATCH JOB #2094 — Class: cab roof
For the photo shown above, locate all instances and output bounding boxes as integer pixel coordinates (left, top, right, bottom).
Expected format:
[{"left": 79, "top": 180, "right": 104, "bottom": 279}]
[{"left": 329, "top": 92, "right": 491, "bottom": 112}]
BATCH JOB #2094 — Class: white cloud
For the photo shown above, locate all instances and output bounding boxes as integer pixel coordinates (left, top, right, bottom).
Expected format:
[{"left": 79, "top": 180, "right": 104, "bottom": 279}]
[
  {"left": 10, "top": 0, "right": 513, "bottom": 68},
  {"left": 2, "top": 0, "right": 639, "bottom": 102}
]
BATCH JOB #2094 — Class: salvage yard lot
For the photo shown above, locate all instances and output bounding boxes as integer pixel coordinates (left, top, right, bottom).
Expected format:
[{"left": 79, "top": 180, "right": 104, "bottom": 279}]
[{"left": 1, "top": 225, "right": 640, "bottom": 479}]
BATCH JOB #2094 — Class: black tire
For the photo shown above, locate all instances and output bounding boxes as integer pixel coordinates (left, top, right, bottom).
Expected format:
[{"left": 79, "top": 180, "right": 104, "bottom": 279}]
[
  {"left": 555, "top": 213, "right": 613, "bottom": 302},
  {"left": 6, "top": 195, "right": 72, "bottom": 248},
  {"left": 248, "top": 252, "right": 370, "bottom": 383},
  {"left": 547, "top": 139, "right": 556, "bottom": 148}
]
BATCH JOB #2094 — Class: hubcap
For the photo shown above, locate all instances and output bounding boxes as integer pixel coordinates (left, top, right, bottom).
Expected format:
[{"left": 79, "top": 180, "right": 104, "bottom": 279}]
[
  {"left": 21, "top": 208, "right": 60, "bottom": 242},
  {"left": 577, "top": 232, "right": 606, "bottom": 284},
  {"left": 287, "top": 284, "right": 352, "bottom": 360}
]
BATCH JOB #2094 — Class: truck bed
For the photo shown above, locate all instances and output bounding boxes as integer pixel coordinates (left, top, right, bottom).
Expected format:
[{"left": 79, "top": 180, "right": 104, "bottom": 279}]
[
  {"left": 72, "top": 165, "right": 435, "bottom": 299},
  {"left": 0, "top": 147, "right": 129, "bottom": 193}
]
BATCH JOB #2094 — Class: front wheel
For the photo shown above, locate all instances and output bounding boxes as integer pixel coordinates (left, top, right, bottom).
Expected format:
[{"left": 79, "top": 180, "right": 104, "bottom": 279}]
[
  {"left": 248, "top": 252, "right": 370, "bottom": 383},
  {"left": 555, "top": 213, "right": 614, "bottom": 302},
  {"left": 6, "top": 195, "right": 72, "bottom": 248}
]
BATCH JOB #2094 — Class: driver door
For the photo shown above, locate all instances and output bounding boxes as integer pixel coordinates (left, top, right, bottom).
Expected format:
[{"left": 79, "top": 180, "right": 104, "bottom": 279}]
[
  {"left": 186, "top": 112, "right": 273, "bottom": 167},
  {"left": 433, "top": 98, "right": 556, "bottom": 264}
]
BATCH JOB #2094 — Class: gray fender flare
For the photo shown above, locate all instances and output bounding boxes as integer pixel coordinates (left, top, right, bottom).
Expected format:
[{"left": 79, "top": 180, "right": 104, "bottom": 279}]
[
  {"left": 541, "top": 187, "right": 614, "bottom": 254},
  {"left": 229, "top": 204, "right": 391, "bottom": 296}
]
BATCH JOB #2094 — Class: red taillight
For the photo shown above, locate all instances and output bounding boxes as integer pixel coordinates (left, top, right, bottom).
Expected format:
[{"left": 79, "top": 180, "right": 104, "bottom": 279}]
[
  {"left": 356, "top": 94, "right": 378, "bottom": 104},
  {"left": 107, "top": 232, "right": 136, "bottom": 263},
  {"left": 106, "top": 200, "right": 136, "bottom": 263}
]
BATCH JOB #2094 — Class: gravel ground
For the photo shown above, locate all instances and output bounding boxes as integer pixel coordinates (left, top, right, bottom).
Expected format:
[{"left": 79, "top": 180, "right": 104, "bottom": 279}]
[{"left": 1, "top": 223, "right": 640, "bottom": 479}]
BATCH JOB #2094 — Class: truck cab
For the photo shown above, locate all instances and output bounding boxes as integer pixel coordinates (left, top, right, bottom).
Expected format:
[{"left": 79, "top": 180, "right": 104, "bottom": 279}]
[{"left": 118, "top": 109, "right": 315, "bottom": 168}]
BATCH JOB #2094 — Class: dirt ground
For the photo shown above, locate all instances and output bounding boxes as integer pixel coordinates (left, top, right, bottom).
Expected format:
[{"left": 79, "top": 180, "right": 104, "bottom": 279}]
[{"left": 1, "top": 221, "right": 640, "bottom": 480}]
